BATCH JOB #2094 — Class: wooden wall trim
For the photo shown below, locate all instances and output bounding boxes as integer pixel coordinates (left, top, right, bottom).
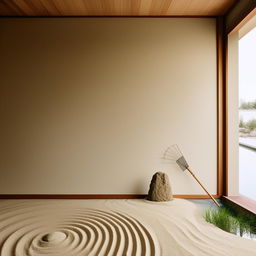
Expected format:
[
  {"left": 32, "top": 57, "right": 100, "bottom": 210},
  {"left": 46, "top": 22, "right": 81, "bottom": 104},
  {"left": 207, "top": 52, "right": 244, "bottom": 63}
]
[
  {"left": 0, "top": 194, "right": 221, "bottom": 199},
  {"left": 224, "top": 29, "right": 229, "bottom": 196},
  {"left": 0, "top": 16, "right": 217, "bottom": 19},
  {"left": 216, "top": 16, "right": 226, "bottom": 197}
]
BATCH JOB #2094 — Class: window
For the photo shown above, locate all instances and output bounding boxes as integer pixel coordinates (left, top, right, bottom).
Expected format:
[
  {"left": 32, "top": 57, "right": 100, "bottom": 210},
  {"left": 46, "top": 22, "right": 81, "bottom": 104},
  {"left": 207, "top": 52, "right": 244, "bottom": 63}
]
[{"left": 239, "top": 27, "right": 256, "bottom": 200}]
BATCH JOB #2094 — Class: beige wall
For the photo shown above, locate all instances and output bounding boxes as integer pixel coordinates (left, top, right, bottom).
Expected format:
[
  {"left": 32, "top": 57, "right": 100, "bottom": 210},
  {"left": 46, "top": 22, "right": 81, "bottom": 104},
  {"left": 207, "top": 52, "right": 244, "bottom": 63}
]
[{"left": 0, "top": 18, "right": 217, "bottom": 195}]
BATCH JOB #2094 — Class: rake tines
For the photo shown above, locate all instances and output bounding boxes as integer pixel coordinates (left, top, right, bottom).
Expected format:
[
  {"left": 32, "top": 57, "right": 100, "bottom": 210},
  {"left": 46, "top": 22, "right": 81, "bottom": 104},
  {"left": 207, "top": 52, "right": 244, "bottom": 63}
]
[{"left": 164, "top": 144, "right": 220, "bottom": 208}]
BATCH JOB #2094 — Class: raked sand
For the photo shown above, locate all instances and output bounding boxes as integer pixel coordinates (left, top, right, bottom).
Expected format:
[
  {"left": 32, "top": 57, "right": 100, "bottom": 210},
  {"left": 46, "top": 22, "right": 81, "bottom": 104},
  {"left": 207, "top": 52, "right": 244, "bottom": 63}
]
[{"left": 0, "top": 199, "right": 255, "bottom": 256}]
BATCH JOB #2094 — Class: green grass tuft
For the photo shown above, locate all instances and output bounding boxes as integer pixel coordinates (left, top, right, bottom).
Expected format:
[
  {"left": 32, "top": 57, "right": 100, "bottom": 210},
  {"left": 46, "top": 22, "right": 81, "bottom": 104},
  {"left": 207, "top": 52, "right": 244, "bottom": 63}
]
[
  {"left": 204, "top": 207, "right": 256, "bottom": 238},
  {"left": 204, "top": 207, "right": 238, "bottom": 234}
]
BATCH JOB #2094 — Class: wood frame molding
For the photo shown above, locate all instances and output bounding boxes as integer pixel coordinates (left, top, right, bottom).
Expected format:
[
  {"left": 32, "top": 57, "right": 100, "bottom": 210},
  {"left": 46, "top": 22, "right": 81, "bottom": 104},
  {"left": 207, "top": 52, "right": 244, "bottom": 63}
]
[
  {"left": 0, "top": 16, "right": 225, "bottom": 200},
  {"left": 216, "top": 16, "right": 226, "bottom": 197},
  {"left": 224, "top": 29, "right": 229, "bottom": 197},
  {"left": 0, "top": 15, "right": 217, "bottom": 18}
]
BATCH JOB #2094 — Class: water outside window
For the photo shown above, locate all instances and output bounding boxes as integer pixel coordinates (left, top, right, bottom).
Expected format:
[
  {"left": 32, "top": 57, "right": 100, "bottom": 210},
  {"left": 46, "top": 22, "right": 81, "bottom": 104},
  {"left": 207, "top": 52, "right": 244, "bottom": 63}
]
[{"left": 239, "top": 27, "right": 256, "bottom": 200}]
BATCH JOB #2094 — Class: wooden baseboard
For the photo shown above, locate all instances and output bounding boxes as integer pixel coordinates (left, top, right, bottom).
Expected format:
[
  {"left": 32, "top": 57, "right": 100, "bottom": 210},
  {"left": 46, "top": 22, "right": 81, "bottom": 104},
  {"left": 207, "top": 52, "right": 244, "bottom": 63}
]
[
  {"left": 174, "top": 194, "right": 221, "bottom": 199},
  {"left": 0, "top": 194, "right": 221, "bottom": 199}
]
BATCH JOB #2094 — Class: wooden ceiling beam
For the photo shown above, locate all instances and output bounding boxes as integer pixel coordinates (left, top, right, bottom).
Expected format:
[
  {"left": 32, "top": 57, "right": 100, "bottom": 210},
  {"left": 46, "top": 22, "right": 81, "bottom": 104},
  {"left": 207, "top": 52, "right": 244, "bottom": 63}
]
[{"left": 0, "top": 0, "right": 237, "bottom": 17}]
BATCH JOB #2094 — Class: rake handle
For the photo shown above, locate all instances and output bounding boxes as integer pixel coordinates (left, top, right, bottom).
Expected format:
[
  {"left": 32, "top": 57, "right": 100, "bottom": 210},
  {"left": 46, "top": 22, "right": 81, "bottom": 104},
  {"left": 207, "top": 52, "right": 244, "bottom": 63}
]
[{"left": 186, "top": 168, "right": 220, "bottom": 207}]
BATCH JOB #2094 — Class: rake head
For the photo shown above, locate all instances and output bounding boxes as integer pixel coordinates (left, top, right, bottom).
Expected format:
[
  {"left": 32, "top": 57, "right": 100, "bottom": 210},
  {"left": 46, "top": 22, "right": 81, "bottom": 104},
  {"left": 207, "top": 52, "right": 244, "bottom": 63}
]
[
  {"left": 163, "top": 144, "right": 189, "bottom": 171},
  {"left": 163, "top": 144, "right": 220, "bottom": 207}
]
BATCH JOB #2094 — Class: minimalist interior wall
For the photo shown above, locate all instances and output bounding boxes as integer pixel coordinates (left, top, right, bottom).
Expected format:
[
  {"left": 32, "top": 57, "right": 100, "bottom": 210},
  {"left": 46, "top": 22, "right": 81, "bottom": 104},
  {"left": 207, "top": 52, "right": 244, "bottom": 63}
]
[{"left": 0, "top": 18, "right": 217, "bottom": 195}]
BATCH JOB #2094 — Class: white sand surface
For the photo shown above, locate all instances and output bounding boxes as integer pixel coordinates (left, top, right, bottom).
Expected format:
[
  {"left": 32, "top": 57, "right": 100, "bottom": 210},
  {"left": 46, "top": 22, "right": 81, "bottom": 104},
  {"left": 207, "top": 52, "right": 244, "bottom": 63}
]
[{"left": 0, "top": 199, "right": 255, "bottom": 256}]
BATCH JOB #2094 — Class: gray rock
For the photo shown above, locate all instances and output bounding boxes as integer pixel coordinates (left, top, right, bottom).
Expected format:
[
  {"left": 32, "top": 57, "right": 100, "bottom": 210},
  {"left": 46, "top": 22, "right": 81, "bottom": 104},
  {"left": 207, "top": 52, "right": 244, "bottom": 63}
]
[{"left": 147, "top": 172, "right": 173, "bottom": 201}]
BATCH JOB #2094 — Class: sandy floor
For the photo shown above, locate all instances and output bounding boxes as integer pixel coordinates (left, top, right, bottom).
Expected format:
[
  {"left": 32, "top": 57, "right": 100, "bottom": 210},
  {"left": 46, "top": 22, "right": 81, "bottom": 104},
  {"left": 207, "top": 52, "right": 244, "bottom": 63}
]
[{"left": 0, "top": 199, "right": 255, "bottom": 256}]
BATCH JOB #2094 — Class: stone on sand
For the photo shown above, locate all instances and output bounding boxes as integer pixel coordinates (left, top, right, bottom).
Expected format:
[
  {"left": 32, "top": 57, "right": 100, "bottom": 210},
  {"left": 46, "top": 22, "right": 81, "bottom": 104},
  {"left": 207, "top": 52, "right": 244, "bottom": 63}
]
[{"left": 147, "top": 172, "right": 173, "bottom": 201}]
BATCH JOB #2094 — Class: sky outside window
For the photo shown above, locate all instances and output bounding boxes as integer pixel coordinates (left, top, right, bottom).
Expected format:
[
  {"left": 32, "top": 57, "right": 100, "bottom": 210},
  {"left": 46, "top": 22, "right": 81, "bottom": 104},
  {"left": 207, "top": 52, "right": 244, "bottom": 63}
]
[{"left": 239, "top": 27, "right": 256, "bottom": 103}]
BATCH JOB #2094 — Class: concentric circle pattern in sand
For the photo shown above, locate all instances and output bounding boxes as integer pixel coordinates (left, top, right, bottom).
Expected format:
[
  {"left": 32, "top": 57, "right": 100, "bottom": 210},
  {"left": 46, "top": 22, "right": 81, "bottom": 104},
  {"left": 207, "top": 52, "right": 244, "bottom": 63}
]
[{"left": 0, "top": 201, "right": 159, "bottom": 256}]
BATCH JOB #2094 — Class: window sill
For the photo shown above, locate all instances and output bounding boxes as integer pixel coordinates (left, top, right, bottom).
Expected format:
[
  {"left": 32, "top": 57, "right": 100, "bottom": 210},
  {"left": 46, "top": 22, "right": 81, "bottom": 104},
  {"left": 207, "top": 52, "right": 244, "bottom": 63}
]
[{"left": 223, "top": 195, "right": 256, "bottom": 214}]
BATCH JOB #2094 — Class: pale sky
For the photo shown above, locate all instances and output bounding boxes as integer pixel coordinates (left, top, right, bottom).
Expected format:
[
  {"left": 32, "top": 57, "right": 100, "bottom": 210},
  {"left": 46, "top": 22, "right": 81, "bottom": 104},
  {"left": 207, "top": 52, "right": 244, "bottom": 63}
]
[{"left": 239, "top": 27, "right": 256, "bottom": 102}]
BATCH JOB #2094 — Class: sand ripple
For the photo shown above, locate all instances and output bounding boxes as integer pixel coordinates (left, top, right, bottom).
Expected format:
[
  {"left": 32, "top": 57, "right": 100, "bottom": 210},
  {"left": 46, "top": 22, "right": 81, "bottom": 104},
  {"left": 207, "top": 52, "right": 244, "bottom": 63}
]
[{"left": 0, "top": 201, "right": 159, "bottom": 256}]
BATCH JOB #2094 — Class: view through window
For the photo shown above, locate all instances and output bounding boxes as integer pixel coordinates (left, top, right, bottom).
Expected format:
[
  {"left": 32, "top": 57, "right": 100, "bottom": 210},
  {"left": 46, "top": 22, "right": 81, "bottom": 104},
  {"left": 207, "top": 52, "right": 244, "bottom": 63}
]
[{"left": 239, "top": 27, "right": 256, "bottom": 200}]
